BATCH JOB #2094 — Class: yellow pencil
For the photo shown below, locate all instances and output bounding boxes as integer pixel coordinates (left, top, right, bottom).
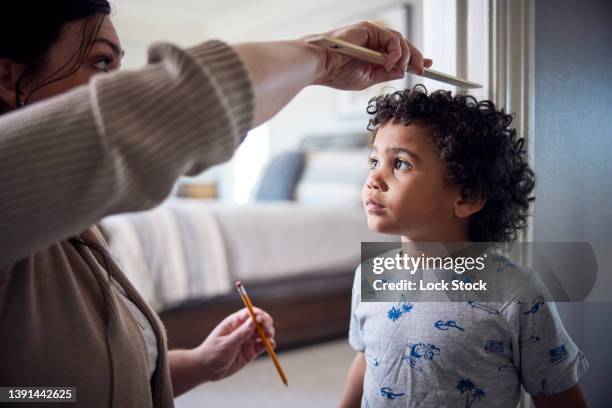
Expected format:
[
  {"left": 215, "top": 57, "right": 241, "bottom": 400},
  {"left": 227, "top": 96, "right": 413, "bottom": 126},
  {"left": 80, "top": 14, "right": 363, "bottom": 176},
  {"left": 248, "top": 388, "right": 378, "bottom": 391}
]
[{"left": 235, "top": 281, "right": 288, "bottom": 386}]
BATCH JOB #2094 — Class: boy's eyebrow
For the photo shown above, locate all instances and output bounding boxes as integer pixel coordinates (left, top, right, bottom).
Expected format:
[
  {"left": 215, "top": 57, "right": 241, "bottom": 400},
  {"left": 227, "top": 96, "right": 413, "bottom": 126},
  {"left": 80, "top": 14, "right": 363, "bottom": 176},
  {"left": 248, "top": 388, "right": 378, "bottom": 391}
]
[
  {"left": 390, "top": 147, "right": 421, "bottom": 162},
  {"left": 372, "top": 145, "right": 421, "bottom": 163}
]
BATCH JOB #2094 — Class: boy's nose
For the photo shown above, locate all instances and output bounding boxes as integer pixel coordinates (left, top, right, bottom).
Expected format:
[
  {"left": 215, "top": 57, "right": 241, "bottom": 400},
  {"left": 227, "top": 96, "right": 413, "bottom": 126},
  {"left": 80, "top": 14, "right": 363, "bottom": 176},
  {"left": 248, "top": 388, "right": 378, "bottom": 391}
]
[{"left": 366, "top": 171, "right": 388, "bottom": 192}]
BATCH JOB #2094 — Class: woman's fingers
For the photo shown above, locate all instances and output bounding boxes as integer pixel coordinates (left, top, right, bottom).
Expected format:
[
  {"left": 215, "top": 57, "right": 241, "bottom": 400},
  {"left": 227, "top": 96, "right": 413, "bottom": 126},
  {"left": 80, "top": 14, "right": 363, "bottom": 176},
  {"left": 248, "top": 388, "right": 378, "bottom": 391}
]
[
  {"left": 359, "top": 22, "right": 426, "bottom": 74},
  {"left": 368, "top": 65, "right": 404, "bottom": 85},
  {"left": 384, "top": 33, "right": 402, "bottom": 72},
  {"left": 389, "top": 29, "right": 411, "bottom": 72},
  {"left": 252, "top": 307, "right": 274, "bottom": 325},
  {"left": 249, "top": 326, "right": 274, "bottom": 343},
  {"left": 406, "top": 42, "right": 426, "bottom": 75},
  {"left": 218, "top": 307, "right": 274, "bottom": 344},
  {"left": 224, "top": 314, "right": 255, "bottom": 346},
  {"left": 208, "top": 308, "right": 247, "bottom": 337},
  {"left": 255, "top": 337, "right": 277, "bottom": 349},
  {"left": 212, "top": 307, "right": 275, "bottom": 356},
  {"left": 360, "top": 22, "right": 402, "bottom": 71},
  {"left": 251, "top": 307, "right": 275, "bottom": 338}
]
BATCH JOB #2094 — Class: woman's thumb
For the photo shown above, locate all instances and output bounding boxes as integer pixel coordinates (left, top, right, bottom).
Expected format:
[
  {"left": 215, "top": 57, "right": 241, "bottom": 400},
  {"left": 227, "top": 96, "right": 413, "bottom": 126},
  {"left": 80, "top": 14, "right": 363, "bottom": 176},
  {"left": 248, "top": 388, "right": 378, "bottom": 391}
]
[{"left": 225, "top": 315, "right": 255, "bottom": 346}]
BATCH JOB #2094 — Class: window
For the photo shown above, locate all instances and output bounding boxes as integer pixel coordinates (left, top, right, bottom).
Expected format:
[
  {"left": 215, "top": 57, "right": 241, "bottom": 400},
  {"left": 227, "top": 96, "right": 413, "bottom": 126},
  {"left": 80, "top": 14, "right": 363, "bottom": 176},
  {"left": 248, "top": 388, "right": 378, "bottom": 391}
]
[{"left": 232, "top": 124, "right": 270, "bottom": 204}]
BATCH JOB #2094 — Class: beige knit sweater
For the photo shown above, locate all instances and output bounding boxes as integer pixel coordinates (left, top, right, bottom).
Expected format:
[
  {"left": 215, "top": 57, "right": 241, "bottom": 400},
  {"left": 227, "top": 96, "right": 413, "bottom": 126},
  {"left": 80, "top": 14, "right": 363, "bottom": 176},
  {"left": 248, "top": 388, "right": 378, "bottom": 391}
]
[{"left": 0, "top": 40, "right": 254, "bottom": 407}]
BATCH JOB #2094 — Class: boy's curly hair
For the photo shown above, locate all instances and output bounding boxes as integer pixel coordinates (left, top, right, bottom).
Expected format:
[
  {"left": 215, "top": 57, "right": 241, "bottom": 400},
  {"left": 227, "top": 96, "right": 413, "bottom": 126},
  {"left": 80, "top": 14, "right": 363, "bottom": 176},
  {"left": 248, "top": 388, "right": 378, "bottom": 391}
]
[{"left": 366, "top": 85, "right": 535, "bottom": 242}]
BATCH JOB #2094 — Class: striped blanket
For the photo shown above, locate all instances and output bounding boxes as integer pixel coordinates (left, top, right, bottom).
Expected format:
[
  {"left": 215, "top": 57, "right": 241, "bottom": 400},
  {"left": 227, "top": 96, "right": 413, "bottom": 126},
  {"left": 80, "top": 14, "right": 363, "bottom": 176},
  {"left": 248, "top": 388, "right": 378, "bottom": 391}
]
[
  {"left": 101, "top": 199, "right": 389, "bottom": 312},
  {"left": 101, "top": 200, "right": 230, "bottom": 311}
]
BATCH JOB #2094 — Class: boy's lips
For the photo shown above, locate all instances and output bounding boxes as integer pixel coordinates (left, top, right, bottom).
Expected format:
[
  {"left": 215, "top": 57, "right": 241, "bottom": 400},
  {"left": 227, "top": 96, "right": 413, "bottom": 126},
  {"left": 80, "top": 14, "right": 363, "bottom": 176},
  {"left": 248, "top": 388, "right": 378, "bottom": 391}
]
[{"left": 365, "top": 197, "right": 386, "bottom": 214}]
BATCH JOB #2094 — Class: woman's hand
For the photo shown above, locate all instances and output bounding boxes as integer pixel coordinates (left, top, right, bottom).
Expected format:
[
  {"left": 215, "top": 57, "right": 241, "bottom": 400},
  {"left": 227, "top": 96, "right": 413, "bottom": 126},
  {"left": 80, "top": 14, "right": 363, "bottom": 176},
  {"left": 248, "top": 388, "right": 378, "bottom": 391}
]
[
  {"left": 234, "top": 21, "right": 431, "bottom": 126},
  {"left": 169, "top": 307, "right": 275, "bottom": 396},
  {"left": 193, "top": 307, "right": 276, "bottom": 382},
  {"left": 312, "top": 21, "right": 433, "bottom": 90}
]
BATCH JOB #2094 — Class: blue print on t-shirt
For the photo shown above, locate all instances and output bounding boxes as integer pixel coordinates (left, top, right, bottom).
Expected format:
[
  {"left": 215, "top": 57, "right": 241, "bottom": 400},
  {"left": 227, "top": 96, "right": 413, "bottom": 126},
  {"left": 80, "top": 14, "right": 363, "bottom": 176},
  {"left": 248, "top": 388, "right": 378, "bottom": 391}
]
[
  {"left": 405, "top": 343, "right": 440, "bottom": 371},
  {"left": 386, "top": 295, "right": 414, "bottom": 322},
  {"left": 549, "top": 344, "right": 568, "bottom": 365},
  {"left": 456, "top": 378, "right": 486, "bottom": 407},
  {"left": 466, "top": 301, "right": 500, "bottom": 315},
  {"left": 380, "top": 387, "right": 405, "bottom": 400},
  {"left": 523, "top": 295, "right": 546, "bottom": 315},
  {"left": 434, "top": 320, "right": 465, "bottom": 331},
  {"left": 484, "top": 339, "right": 504, "bottom": 353},
  {"left": 365, "top": 352, "right": 379, "bottom": 367}
]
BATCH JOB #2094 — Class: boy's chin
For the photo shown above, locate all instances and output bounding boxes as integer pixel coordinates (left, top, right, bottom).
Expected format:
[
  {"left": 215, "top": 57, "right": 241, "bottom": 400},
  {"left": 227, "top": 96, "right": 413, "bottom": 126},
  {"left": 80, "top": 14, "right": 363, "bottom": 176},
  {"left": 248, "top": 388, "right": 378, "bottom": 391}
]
[
  {"left": 367, "top": 218, "right": 395, "bottom": 235},
  {"left": 366, "top": 217, "right": 410, "bottom": 237}
]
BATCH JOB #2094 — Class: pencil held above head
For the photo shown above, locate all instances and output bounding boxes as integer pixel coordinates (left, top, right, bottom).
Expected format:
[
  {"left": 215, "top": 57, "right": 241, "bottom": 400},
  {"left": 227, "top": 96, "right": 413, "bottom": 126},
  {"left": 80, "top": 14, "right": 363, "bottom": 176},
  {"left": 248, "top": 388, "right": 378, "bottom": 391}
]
[
  {"left": 308, "top": 21, "right": 434, "bottom": 87},
  {"left": 305, "top": 35, "right": 479, "bottom": 89},
  {"left": 240, "top": 20, "right": 433, "bottom": 125}
]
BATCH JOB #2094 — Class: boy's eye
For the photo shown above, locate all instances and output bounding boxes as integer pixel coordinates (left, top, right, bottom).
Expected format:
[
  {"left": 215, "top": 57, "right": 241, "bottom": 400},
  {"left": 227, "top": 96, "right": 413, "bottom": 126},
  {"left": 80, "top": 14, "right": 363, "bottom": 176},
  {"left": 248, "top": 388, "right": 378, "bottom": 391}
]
[
  {"left": 394, "top": 158, "right": 412, "bottom": 170},
  {"left": 368, "top": 157, "right": 379, "bottom": 169},
  {"left": 93, "top": 57, "right": 113, "bottom": 72}
]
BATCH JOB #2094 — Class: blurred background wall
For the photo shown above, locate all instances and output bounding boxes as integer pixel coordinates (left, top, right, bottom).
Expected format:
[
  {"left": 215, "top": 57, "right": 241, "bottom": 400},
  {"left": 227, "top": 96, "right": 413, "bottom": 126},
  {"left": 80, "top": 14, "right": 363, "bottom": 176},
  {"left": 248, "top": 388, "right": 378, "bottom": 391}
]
[{"left": 533, "top": 0, "right": 612, "bottom": 406}]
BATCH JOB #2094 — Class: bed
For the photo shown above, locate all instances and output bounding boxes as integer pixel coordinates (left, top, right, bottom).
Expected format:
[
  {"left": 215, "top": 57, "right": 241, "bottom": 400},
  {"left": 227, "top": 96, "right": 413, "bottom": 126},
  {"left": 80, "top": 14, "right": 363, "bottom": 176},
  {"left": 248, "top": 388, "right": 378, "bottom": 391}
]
[{"left": 100, "top": 132, "right": 392, "bottom": 350}]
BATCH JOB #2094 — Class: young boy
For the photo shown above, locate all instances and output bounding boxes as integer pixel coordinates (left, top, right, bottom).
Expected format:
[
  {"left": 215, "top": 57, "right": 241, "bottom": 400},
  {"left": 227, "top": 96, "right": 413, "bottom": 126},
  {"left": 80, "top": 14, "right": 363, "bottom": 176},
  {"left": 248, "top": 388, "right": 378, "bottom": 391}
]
[{"left": 339, "top": 86, "right": 589, "bottom": 407}]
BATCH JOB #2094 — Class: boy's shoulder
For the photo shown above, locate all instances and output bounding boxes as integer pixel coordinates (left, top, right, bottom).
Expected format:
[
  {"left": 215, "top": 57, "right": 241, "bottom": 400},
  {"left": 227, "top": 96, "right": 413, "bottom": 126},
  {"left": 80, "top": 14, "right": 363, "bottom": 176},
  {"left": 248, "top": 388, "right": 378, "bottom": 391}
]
[{"left": 481, "top": 252, "right": 551, "bottom": 305}]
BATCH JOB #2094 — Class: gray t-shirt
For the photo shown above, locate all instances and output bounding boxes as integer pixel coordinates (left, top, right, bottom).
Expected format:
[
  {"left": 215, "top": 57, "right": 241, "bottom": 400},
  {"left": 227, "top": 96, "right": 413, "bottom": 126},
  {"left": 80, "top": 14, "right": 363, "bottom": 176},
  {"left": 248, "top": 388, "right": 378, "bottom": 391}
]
[{"left": 349, "top": 253, "right": 589, "bottom": 408}]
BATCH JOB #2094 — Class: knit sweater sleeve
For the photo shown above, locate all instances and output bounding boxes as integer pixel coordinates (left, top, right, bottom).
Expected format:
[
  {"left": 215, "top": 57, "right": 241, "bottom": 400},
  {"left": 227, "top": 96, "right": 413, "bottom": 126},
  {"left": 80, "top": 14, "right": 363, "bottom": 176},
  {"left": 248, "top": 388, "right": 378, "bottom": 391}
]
[{"left": 0, "top": 40, "right": 254, "bottom": 267}]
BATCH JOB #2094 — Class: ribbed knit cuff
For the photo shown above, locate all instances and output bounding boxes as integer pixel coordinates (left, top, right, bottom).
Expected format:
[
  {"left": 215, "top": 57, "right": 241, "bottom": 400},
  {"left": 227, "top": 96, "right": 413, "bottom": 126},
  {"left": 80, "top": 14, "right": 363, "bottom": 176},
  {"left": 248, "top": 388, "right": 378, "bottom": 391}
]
[{"left": 185, "top": 41, "right": 254, "bottom": 144}]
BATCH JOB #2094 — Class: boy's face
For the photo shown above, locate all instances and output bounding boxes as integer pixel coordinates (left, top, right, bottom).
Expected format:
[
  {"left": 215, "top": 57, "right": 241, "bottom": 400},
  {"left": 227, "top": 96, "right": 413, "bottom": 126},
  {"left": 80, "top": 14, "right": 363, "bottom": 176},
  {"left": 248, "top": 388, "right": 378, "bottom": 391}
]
[{"left": 362, "top": 120, "right": 464, "bottom": 241}]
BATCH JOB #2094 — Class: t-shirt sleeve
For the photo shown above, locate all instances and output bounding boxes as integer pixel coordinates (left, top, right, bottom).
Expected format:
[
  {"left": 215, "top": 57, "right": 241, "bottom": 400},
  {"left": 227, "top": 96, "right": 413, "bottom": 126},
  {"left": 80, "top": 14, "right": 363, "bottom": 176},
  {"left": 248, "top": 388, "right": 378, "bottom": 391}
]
[
  {"left": 507, "top": 280, "right": 589, "bottom": 396},
  {"left": 348, "top": 266, "right": 366, "bottom": 352}
]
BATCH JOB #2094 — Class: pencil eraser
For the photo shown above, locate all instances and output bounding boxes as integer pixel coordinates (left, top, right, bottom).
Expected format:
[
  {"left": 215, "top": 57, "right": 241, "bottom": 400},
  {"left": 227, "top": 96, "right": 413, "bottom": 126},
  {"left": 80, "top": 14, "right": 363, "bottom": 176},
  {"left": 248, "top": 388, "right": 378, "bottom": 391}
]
[{"left": 235, "top": 281, "right": 242, "bottom": 288}]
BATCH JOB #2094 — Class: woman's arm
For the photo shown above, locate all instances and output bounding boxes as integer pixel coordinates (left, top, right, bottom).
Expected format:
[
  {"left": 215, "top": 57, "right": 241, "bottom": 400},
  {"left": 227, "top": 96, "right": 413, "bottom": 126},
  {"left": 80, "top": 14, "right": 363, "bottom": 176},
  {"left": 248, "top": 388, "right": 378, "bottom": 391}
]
[
  {"left": 338, "top": 352, "right": 366, "bottom": 408},
  {"left": 0, "top": 22, "right": 425, "bottom": 267},
  {"left": 168, "top": 349, "right": 205, "bottom": 397},
  {"left": 0, "top": 41, "right": 251, "bottom": 267}
]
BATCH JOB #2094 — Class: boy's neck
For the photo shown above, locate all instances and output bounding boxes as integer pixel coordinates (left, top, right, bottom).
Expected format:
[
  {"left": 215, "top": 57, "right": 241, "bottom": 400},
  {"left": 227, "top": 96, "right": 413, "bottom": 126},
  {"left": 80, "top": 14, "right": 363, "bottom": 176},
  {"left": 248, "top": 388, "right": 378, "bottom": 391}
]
[
  {"left": 401, "top": 230, "right": 470, "bottom": 243},
  {"left": 400, "top": 232, "right": 480, "bottom": 259}
]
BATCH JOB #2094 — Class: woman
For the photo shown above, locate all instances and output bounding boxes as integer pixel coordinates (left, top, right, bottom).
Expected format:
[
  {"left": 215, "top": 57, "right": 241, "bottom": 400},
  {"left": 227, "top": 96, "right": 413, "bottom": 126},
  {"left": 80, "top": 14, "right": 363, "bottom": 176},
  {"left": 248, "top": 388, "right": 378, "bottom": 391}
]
[{"left": 0, "top": 1, "right": 430, "bottom": 406}]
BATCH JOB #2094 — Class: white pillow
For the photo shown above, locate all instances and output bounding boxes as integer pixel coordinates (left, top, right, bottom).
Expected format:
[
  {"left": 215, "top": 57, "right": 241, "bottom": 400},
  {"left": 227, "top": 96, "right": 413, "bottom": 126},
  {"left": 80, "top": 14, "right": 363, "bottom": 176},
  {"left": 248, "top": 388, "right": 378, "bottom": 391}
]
[{"left": 295, "top": 149, "right": 370, "bottom": 207}]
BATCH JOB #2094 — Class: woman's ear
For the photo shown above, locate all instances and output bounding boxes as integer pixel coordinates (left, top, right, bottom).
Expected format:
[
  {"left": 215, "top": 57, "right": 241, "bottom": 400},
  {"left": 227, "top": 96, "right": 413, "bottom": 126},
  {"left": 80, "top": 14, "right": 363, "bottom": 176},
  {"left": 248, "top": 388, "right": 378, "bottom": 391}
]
[
  {"left": 453, "top": 192, "right": 487, "bottom": 219},
  {"left": 0, "top": 59, "right": 26, "bottom": 108}
]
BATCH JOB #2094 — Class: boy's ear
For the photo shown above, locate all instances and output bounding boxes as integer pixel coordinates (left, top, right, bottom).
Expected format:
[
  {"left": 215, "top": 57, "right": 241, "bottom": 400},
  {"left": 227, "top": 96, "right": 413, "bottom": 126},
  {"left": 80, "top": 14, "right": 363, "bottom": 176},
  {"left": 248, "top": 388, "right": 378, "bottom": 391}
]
[
  {"left": 453, "top": 192, "right": 486, "bottom": 219},
  {"left": 0, "top": 59, "right": 26, "bottom": 108}
]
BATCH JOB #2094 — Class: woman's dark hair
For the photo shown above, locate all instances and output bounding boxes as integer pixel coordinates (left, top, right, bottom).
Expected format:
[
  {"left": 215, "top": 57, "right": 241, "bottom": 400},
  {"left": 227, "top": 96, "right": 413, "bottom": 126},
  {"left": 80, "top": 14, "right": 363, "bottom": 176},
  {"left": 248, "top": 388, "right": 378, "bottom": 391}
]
[
  {"left": 0, "top": 0, "right": 111, "bottom": 112},
  {"left": 366, "top": 85, "right": 535, "bottom": 242}
]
